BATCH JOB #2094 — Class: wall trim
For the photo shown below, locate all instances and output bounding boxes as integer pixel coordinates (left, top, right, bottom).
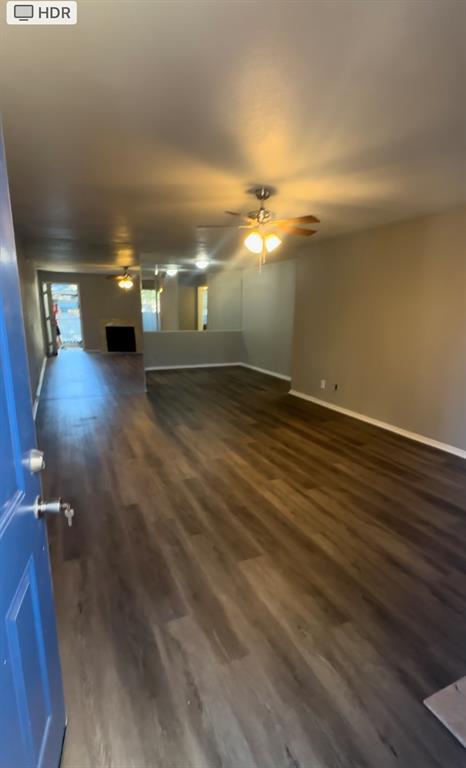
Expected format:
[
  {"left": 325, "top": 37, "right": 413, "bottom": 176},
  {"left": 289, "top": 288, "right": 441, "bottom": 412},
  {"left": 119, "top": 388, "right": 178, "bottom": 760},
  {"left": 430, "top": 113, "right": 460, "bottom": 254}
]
[
  {"left": 240, "top": 363, "right": 291, "bottom": 382},
  {"left": 143, "top": 329, "right": 242, "bottom": 334},
  {"left": 289, "top": 389, "right": 466, "bottom": 459},
  {"left": 32, "top": 356, "right": 47, "bottom": 421},
  {"left": 144, "top": 361, "right": 291, "bottom": 381},
  {"left": 145, "top": 362, "right": 243, "bottom": 371}
]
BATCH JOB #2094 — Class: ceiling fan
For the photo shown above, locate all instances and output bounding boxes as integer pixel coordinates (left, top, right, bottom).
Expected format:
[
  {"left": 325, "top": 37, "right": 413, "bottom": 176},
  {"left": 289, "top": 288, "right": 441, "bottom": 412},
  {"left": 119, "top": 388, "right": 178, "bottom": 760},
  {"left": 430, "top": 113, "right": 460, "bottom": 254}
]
[
  {"left": 198, "top": 186, "right": 320, "bottom": 264},
  {"left": 106, "top": 266, "right": 136, "bottom": 290}
]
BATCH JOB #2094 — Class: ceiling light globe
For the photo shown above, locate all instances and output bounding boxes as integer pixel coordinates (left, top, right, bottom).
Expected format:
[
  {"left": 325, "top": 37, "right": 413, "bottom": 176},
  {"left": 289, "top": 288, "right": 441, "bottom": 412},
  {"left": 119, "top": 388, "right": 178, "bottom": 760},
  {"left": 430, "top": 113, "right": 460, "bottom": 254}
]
[
  {"left": 195, "top": 258, "right": 209, "bottom": 270},
  {"left": 118, "top": 277, "right": 134, "bottom": 290},
  {"left": 265, "top": 233, "right": 282, "bottom": 253},
  {"left": 166, "top": 266, "right": 179, "bottom": 277},
  {"left": 244, "top": 231, "right": 263, "bottom": 254}
]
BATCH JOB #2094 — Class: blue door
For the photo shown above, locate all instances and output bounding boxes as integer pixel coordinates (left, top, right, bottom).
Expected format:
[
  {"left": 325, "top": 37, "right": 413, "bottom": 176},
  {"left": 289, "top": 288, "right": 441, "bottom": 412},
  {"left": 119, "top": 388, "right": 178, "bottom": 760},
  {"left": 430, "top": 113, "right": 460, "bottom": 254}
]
[{"left": 0, "top": 129, "right": 66, "bottom": 766}]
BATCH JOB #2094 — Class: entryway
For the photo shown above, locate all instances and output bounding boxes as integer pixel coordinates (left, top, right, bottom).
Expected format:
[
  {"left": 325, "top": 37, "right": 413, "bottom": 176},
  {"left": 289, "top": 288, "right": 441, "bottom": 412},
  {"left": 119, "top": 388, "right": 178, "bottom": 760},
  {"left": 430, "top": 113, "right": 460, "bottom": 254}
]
[{"left": 49, "top": 282, "right": 83, "bottom": 348}]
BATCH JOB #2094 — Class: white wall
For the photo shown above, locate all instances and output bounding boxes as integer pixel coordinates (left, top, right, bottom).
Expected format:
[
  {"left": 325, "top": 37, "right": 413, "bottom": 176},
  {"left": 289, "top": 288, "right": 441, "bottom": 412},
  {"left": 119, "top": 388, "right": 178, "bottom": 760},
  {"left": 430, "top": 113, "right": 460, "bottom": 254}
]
[
  {"left": 144, "top": 331, "right": 244, "bottom": 368},
  {"left": 242, "top": 260, "right": 295, "bottom": 377},
  {"left": 207, "top": 270, "right": 242, "bottom": 330},
  {"left": 160, "top": 274, "right": 179, "bottom": 331},
  {"left": 291, "top": 206, "right": 466, "bottom": 451},
  {"left": 178, "top": 285, "right": 197, "bottom": 330},
  {"left": 17, "top": 248, "right": 46, "bottom": 400},
  {"left": 144, "top": 261, "right": 296, "bottom": 377}
]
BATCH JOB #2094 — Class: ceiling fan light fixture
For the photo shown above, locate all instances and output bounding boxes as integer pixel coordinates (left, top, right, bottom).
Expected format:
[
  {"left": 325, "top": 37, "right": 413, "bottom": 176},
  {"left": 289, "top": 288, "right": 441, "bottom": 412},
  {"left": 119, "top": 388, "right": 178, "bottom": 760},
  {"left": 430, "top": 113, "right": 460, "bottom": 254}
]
[
  {"left": 118, "top": 276, "right": 134, "bottom": 290},
  {"left": 166, "top": 265, "right": 179, "bottom": 277},
  {"left": 265, "top": 233, "right": 282, "bottom": 253},
  {"left": 244, "top": 231, "right": 263, "bottom": 254},
  {"left": 195, "top": 257, "right": 210, "bottom": 270}
]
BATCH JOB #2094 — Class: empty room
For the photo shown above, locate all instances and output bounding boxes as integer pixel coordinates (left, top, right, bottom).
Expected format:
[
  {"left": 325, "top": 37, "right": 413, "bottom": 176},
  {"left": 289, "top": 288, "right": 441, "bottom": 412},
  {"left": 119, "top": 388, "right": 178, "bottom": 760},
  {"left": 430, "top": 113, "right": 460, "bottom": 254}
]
[{"left": 0, "top": 1, "right": 465, "bottom": 767}]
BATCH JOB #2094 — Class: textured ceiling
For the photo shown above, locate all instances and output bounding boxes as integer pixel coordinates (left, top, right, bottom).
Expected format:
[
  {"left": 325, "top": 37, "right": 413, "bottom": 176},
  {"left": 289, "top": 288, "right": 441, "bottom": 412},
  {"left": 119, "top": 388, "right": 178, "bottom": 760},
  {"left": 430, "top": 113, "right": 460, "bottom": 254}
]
[{"left": 0, "top": 0, "right": 465, "bottom": 273}]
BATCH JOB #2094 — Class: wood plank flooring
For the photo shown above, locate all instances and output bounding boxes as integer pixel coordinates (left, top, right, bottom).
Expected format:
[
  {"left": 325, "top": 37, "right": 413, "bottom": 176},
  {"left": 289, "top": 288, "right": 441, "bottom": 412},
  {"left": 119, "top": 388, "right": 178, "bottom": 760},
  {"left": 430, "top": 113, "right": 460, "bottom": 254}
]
[{"left": 37, "top": 350, "right": 466, "bottom": 768}]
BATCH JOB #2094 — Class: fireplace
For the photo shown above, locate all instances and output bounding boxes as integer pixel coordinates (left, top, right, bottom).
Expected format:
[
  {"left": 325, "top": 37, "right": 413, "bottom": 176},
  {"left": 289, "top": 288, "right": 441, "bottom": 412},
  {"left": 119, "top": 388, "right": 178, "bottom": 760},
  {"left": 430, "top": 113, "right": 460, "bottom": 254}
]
[{"left": 105, "top": 325, "right": 136, "bottom": 352}]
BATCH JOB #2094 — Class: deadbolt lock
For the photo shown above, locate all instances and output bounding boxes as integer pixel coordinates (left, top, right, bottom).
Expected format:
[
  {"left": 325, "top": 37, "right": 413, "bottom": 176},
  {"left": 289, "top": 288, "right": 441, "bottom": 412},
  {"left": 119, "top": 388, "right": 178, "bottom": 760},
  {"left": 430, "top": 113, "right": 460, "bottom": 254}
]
[{"left": 25, "top": 449, "right": 46, "bottom": 474}]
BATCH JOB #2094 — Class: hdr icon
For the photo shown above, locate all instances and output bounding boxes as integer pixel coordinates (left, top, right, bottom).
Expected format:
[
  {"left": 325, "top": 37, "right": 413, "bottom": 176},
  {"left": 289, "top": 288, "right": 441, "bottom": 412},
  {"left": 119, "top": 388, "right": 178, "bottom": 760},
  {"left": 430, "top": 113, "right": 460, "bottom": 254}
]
[
  {"left": 36, "top": 5, "right": 72, "bottom": 19},
  {"left": 6, "top": 1, "right": 77, "bottom": 25}
]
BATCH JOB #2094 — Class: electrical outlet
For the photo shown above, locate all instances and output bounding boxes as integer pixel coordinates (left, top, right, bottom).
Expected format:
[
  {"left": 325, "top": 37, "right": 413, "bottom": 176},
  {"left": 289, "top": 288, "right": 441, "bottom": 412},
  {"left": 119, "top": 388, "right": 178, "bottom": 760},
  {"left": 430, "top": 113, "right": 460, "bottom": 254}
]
[{"left": 320, "top": 379, "right": 326, "bottom": 390}]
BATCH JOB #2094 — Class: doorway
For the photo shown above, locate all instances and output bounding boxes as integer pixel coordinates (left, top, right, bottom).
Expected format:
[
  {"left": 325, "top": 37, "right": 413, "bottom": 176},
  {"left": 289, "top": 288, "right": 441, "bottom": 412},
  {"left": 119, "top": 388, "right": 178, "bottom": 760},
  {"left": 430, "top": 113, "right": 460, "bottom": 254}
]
[
  {"left": 197, "top": 285, "right": 208, "bottom": 330},
  {"left": 49, "top": 282, "right": 83, "bottom": 348}
]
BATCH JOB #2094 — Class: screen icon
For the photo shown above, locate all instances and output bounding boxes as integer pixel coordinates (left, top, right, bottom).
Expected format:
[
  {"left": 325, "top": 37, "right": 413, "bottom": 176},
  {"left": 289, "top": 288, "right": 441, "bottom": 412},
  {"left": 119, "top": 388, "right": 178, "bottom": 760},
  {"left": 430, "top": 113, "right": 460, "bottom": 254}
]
[
  {"left": 13, "top": 4, "right": 34, "bottom": 20},
  {"left": 7, "top": 1, "right": 77, "bottom": 25}
]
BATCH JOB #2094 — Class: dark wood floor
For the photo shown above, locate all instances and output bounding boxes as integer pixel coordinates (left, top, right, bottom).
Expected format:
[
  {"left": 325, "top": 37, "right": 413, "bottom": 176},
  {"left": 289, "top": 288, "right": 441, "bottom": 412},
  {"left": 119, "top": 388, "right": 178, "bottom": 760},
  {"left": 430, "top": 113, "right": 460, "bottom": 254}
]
[{"left": 37, "top": 350, "right": 466, "bottom": 768}]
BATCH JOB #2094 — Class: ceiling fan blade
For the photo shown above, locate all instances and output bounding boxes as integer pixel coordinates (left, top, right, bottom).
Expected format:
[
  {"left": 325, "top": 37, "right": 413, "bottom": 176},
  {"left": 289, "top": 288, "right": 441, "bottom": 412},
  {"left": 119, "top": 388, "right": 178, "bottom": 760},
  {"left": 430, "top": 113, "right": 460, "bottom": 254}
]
[
  {"left": 277, "top": 223, "right": 317, "bottom": 237},
  {"left": 274, "top": 215, "right": 320, "bottom": 225},
  {"left": 107, "top": 266, "right": 133, "bottom": 278},
  {"left": 226, "top": 211, "right": 257, "bottom": 224},
  {"left": 197, "top": 224, "right": 240, "bottom": 229}
]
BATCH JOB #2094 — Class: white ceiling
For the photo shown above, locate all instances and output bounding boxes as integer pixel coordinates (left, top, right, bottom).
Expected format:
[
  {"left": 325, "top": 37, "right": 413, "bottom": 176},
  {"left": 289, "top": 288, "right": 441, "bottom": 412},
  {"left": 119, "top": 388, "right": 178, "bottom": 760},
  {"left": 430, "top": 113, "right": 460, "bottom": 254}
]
[{"left": 0, "top": 0, "right": 465, "bottom": 273}]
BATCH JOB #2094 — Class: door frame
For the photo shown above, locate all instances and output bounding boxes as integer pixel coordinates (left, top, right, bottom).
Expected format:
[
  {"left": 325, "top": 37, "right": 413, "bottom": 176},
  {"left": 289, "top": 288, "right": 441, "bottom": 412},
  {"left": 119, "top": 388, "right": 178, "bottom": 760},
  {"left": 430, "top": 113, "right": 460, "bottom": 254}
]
[
  {"left": 41, "top": 279, "right": 85, "bottom": 352},
  {"left": 49, "top": 280, "right": 84, "bottom": 348},
  {"left": 40, "top": 281, "right": 57, "bottom": 357}
]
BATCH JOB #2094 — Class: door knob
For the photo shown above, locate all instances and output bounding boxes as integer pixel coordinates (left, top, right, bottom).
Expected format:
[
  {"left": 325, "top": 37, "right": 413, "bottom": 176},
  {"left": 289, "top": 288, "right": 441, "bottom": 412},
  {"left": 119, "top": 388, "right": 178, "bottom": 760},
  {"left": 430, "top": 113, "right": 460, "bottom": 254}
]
[
  {"left": 34, "top": 497, "right": 75, "bottom": 527},
  {"left": 25, "top": 449, "right": 46, "bottom": 473}
]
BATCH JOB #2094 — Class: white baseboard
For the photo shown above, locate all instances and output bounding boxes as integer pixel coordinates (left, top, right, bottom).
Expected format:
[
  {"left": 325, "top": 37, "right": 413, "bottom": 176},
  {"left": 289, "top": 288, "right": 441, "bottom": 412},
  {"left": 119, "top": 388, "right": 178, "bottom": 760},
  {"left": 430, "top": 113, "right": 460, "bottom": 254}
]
[
  {"left": 144, "top": 361, "right": 291, "bottom": 381},
  {"left": 240, "top": 363, "right": 291, "bottom": 382},
  {"left": 33, "top": 356, "right": 47, "bottom": 421},
  {"left": 289, "top": 389, "right": 466, "bottom": 459},
  {"left": 106, "top": 352, "right": 142, "bottom": 356},
  {"left": 145, "top": 362, "right": 243, "bottom": 371}
]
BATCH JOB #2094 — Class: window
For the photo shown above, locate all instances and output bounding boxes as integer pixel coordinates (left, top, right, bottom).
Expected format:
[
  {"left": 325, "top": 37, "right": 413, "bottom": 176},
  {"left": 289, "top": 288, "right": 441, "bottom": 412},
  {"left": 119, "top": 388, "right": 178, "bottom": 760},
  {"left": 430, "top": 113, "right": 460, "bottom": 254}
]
[{"left": 141, "top": 288, "right": 159, "bottom": 331}]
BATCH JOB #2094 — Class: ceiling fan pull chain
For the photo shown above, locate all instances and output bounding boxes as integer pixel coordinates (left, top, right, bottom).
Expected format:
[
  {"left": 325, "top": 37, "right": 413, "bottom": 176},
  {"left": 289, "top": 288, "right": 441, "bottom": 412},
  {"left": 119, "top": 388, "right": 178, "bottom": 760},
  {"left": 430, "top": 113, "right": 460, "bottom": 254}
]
[{"left": 260, "top": 244, "right": 266, "bottom": 270}]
